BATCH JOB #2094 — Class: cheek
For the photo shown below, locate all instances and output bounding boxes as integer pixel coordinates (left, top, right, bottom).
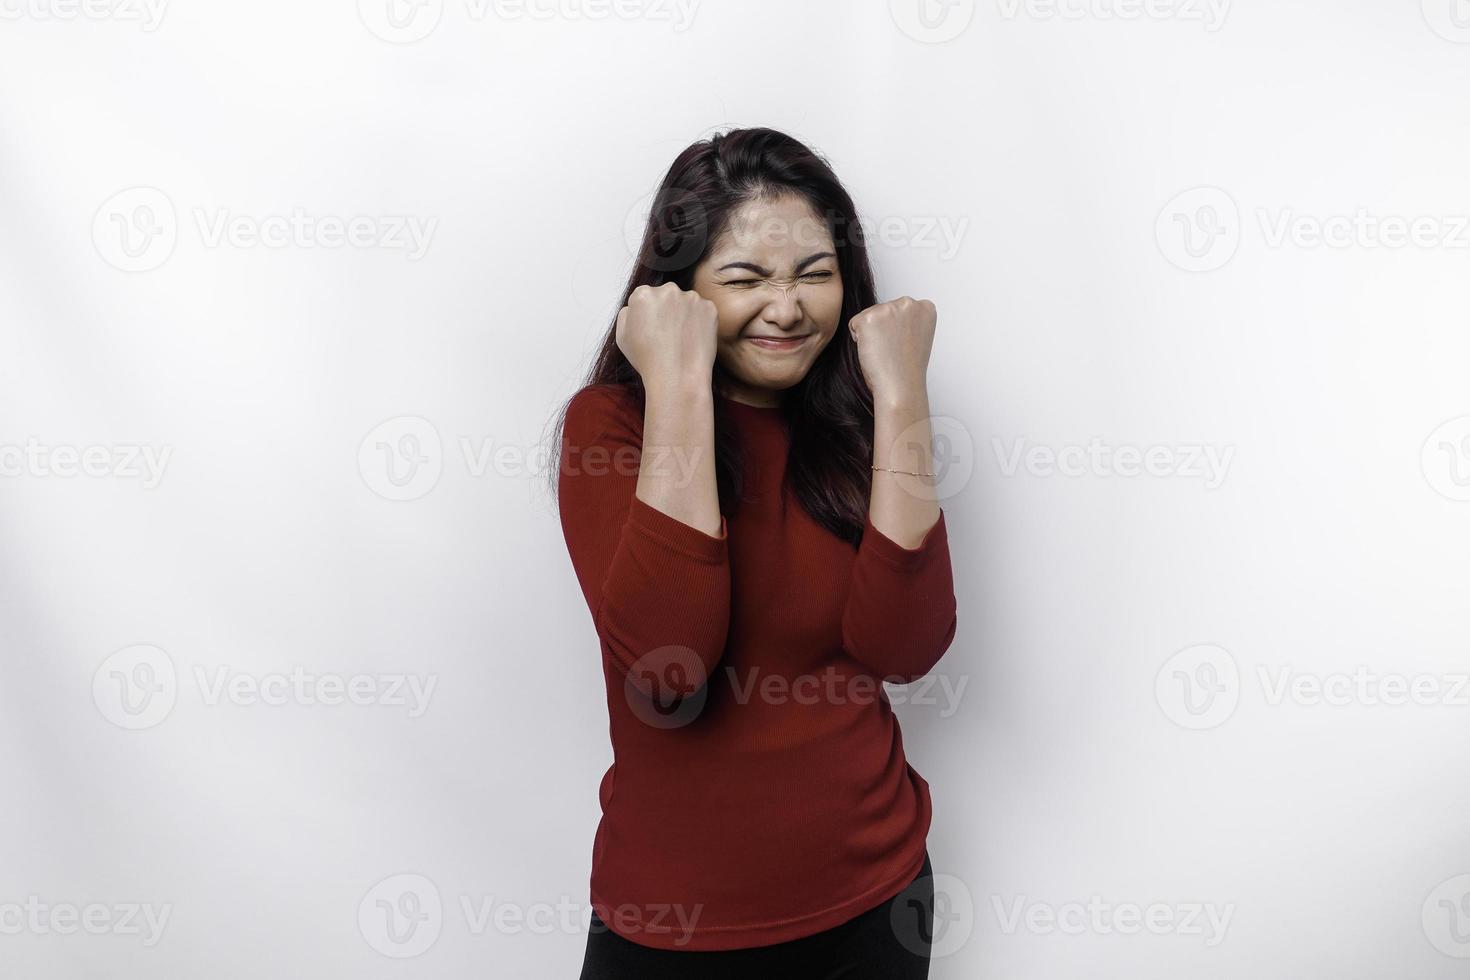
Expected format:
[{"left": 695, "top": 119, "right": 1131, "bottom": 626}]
[
  {"left": 714, "top": 294, "right": 764, "bottom": 340},
  {"left": 809, "top": 282, "right": 845, "bottom": 331}
]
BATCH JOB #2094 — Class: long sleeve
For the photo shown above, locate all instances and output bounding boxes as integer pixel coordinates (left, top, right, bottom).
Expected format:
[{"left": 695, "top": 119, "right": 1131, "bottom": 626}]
[
  {"left": 571, "top": 390, "right": 946, "bottom": 952},
  {"left": 839, "top": 508, "right": 958, "bottom": 684},
  {"left": 557, "top": 386, "right": 732, "bottom": 701}
]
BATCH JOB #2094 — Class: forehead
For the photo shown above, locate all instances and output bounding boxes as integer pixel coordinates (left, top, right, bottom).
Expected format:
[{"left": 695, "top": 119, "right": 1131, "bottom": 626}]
[{"left": 709, "top": 193, "right": 835, "bottom": 262}]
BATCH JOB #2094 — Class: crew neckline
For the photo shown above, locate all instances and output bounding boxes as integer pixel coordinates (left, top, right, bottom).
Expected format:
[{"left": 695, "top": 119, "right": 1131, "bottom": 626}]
[{"left": 718, "top": 392, "right": 784, "bottom": 413}]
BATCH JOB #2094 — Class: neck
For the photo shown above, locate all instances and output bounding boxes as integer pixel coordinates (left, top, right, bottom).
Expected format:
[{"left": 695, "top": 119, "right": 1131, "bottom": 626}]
[{"left": 716, "top": 383, "right": 783, "bottom": 410}]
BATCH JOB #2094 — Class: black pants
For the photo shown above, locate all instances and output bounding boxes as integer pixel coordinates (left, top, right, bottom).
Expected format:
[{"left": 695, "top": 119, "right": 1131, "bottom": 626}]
[{"left": 578, "top": 851, "right": 934, "bottom": 980}]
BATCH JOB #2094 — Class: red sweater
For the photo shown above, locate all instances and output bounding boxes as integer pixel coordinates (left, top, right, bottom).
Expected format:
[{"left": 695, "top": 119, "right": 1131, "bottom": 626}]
[{"left": 557, "top": 383, "right": 957, "bottom": 952}]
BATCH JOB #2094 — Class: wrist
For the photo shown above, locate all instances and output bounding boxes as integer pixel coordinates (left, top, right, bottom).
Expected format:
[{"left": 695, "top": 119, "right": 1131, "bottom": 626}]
[
  {"left": 870, "top": 383, "right": 929, "bottom": 414},
  {"left": 645, "top": 374, "right": 714, "bottom": 404}
]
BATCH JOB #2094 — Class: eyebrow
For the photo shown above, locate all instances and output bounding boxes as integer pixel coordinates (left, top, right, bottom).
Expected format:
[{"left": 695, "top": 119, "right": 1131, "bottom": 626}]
[{"left": 716, "top": 251, "right": 836, "bottom": 276}]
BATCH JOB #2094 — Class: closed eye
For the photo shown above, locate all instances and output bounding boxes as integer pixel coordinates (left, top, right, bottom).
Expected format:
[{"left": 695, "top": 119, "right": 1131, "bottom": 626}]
[{"left": 724, "top": 271, "right": 833, "bottom": 287}]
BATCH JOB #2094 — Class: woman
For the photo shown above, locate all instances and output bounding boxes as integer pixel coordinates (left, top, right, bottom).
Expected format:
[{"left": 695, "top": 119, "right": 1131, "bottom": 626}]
[{"left": 551, "top": 127, "right": 958, "bottom": 979}]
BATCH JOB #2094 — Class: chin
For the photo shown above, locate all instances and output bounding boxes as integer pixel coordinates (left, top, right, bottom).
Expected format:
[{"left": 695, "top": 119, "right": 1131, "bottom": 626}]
[
  {"left": 752, "top": 373, "right": 805, "bottom": 392},
  {"left": 724, "top": 354, "right": 815, "bottom": 392}
]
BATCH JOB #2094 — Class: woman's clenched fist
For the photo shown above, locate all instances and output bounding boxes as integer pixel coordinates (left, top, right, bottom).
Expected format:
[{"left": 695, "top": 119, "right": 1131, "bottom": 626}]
[
  {"left": 847, "top": 296, "right": 937, "bottom": 401},
  {"left": 616, "top": 283, "right": 719, "bottom": 392}
]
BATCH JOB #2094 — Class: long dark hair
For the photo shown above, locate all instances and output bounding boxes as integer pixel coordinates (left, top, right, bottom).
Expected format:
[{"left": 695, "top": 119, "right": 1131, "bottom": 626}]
[{"left": 548, "top": 127, "right": 879, "bottom": 546}]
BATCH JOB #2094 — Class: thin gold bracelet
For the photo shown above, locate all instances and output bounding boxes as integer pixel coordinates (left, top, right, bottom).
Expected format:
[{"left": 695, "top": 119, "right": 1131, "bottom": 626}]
[{"left": 872, "top": 464, "right": 936, "bottom": 478}]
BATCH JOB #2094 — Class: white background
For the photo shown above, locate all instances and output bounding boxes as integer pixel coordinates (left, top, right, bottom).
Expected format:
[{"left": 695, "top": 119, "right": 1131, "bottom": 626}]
[{"left": 2, "top": 0, "right": 1469, "bottom": 976}]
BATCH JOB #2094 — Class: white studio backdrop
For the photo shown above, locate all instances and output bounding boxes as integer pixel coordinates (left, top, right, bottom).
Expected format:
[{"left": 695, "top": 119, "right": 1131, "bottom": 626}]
[{"left": 2, "top": 1, "right": 1468, "bottom": 977}]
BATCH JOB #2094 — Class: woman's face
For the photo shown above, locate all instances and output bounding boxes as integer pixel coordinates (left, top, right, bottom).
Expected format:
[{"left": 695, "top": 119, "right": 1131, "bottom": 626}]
[{"left": 691, "top": 193, "right": 844, "bottom": 407}]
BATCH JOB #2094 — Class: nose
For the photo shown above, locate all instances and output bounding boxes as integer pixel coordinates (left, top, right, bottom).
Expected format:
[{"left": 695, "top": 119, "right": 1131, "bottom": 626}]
[{"left": 761, "top": 283, "right": 803, "bottom": 330}]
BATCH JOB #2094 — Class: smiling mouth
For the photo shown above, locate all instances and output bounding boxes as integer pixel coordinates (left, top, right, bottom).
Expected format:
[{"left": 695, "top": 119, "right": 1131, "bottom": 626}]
[{"left": 746, "top": 335, "right": 810, "bottom": 351}]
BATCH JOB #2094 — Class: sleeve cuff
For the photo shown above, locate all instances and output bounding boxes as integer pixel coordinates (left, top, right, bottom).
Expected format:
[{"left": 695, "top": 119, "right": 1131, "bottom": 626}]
[
  {"left": 626, "top": 494, "right": 729, "bottom": 564},
  {"left": 860, "top": 509, "right": 947, "bottom": 569}
]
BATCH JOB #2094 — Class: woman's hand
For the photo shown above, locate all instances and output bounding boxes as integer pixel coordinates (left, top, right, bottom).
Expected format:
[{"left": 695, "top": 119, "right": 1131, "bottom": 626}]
[
  {"left": 616, "top": 282, "right": 719, "bottom": 393},
  {"left": 848, "top": 296, "right": 937, "bottom": 403}
]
